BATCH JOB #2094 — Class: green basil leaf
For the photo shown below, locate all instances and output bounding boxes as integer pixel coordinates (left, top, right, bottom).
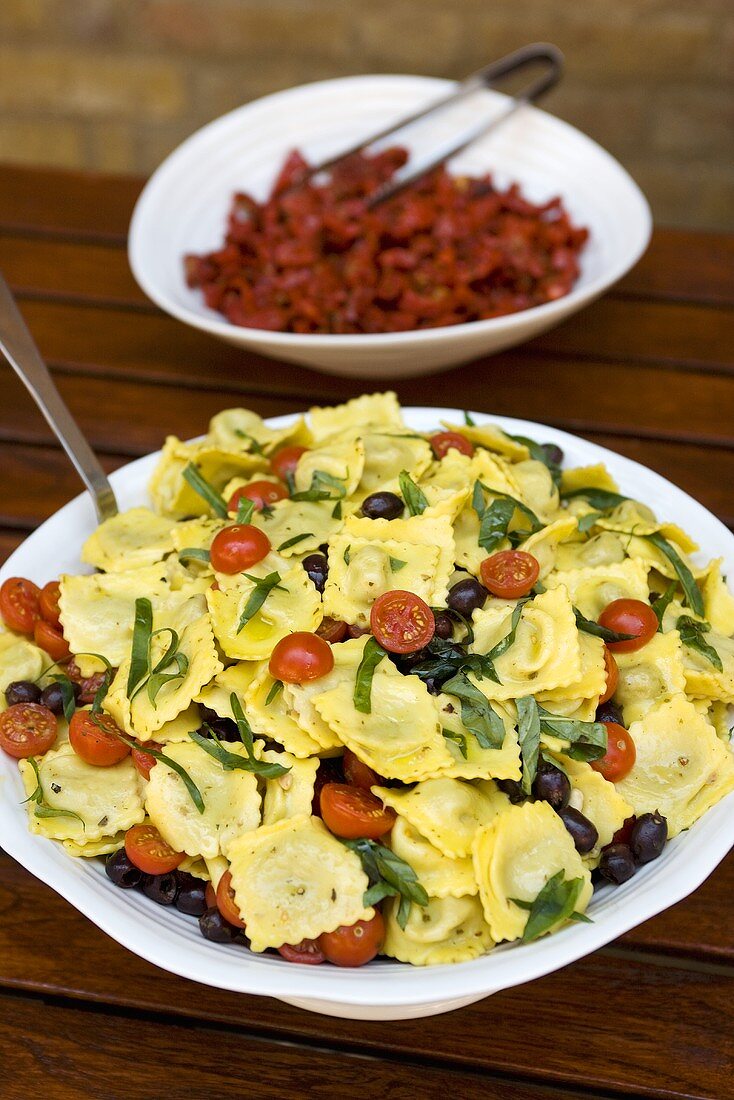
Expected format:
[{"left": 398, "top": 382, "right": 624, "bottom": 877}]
[
  {"left": 511, "top": 870, "right": 589, "bottom": 943},
  {"left": 398, "top": 470, "right": 428, "bottom": 516},
  {"left": 146, "top": 627, "right": 189, "bottom": 706},
  {"left": 517, "top": 695, "right": 541, "bottom": 794},
  {"left": 463, "top": 410, "right": 476, "bottom": 427},
  {"left": 177, "top": 547, "right": 211, "bottom": 565},
  {"left": 477, "top": 496, "right": 516, "bottom": 553},
  {"left": 190, "top": 728, "right": 289, "bottom": 779},
  {"left": 442, "top": 673, "right": 505, "bottom": 749},
  {"left": 652, "top": 581, "right": 677, "bottom": 631},
  {"left": 237, "top": 571, "right": 285, "bottom": 632},
  {"left": 677, "top": 615, "right": 723, "bottom": 672},
  {"left": 276, "top": 532, "right": 314, "bottom": 552},
  {"left": 353, "top": 637, "right": 387, "bottom": 714},
  {"left": 506, "top": 434, "right": 562, "bottom": 487},
  {"left": 182, "top": 462, "right": 229, "bottom": 518},
  {"left": 645, "top": 532, "right": 704, "bottom": 617},
  {"left": 290, "top": 470, "right": 347, "bottom": 503},
  {"left": 573, "top": 606, "right": 635, "bottom": 644},
  {"left": 343, "top": 544, "right": 351, "bottom": 566},
  {"left": 389, "top": 556, "right": 407, "bottom": 572},
  {"left": 442, "top": 727, "right": 468, "bottom": 758},
  {"left": 537, "top": 706, "right": 607, "bottom": 761},
  {"left": 577, "top": 511, "right": 603, "bottom": 534},
  {"left": 233, "top": 429, "right": 265, "bottom": 455},
  {"left": 332, "top": 500, "right": 343, "bottom": 519},
  {"left": 127, "top": 597, "right": 153, "bottom": 700},
  {"left": 49, "top": 674, "right": 77, "bottom": 722},
  {"left": 66, "top": 652, "right": 115, "bottom": 715},
  {"left": 560, "top": 487, "right": 630, "bottom": 511},
  {"left": 408, "top": 638, "right": 467, "bottom": 685},
  {"left": 106, "top": 728, "right": 205, "bottom": 813},
  {"left": 236, "top": 497, "right": 256, "bottom": 525},
  {"left": 24, "top": 754, "right": 85, "bottom": 828},
  {"left": 482, "top": 599, "right": 528, "bottom": 670},
  {"left": 344, "top": 837, "right": 428, "bottom": 929},
  {"left": 265, "top": 679, "right": 283, "bottom": 706}
]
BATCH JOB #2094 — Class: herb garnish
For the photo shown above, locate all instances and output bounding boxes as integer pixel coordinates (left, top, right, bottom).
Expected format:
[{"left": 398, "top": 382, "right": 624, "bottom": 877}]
[
  {"left": 559, "top": 487, "right": 630, "bottom": 511},
  {"left": 126, "top": 597, "right": 189, "bottom": 707},
  {"left": 237, "top": 572, "right": 286, "bottom": 632},
  {"left": 233, "top": 429, "right": 265, "bottom": 455},
  {"left": 442, "top": 727, "right": 468, "bottom": 758},
  {"left": 23, "top": 756, "right": 86, "bottom": 827},
  {"left": 516, "top": 697, "right": 607, "bottom": 791},
  {"left": 177, "top": 547, "right": 211, "bottom": 565},
  {"left": 344, "top": 837, "right": 428, "bottom": 930},
  {"left": 577, "top": 511, "right": 603, "bottom": 534},
  {"left": 48, "top": 674, "right": 77, "bottom": 722},
  {"left": 389, "top": 556, "right": 407, "bottom": 572},
  {"left": 265, "top": 679, "right": 283, "bottom": 706},
  {"left": 398, "top": 470, "right": 429, "bottom": 516},
  {"left": 276, "top": 532, "right": 314, "bottom": 552},
  {"left": 472, "top": 480, "right": 543, "bottom": 551},
  {"left": 290, "top": 470, "right": 347, "bottom": 503},
  {"left": 441, "top": 673, "right": 506, "bottom": 750},
  {"left": 343, "top": 545, "right": 351, "bottom": 566},
  {"left": 511, "top": 871, "right": 592, "bottom": 943},
  {"left": 652, "top": 582, "right": 677, "bottom": 631},
  {"left": 353, "top": 637, "right": 387, "bottom": 714},
  {"left": 507, "top": 434, "right": 563, "bottom": 487},
  {"left": 111, "top": 730, "right": 206, "bottom": 813},
  {"left": 182, "top": 463, "right": 229, "bottom": 518},
  {"left": 645, "top": 532, "right": 704, "bottom": 617},
  {"left": 677, "top": 616, "right": 723, "bottom": 671},
  {"left": 236, "top": 497, "right": 256, "bottom": 524},
  {"left": 573, "top": 607, "right": 635, "bottom": 644},
  {"left": 463, "top": 410, "right": 476, "bottom": 427},
  {"left": 516, "top": 695, "right": 541, "bottom": 795}
]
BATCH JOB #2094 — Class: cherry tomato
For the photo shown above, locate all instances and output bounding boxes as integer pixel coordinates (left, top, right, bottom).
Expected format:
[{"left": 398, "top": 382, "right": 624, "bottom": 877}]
[
  {"left": 598, "top": 598, "right": 658, "bottom": 653},
  {"left": 205, "top": 882, "right": 217, "bottom": 909},
  {"left": 343, "top": 747, "right": 382, "bottom": 791},
  {"left": 131, "top": 740, "right": 162, "bottom": 780},
  {"left": 210, "top": 524, "right": 271, "bottom": 573},
  {"left": 370, "top": 590, "right": 435, "bottom": 654},
  {"left": 125, "top": 822, "right": 185, "bottom": 875},
  {"left": 0, "top": 703, "right": 57, "bottom": 759},
  {"left": 320, "top": 783, "right": 395, "bottom": 840},
  {"left": 480, "top": 550, "right": 539, "bottom": 598},
  {"left": 39, "top": 580, "right": 62, "bottom": 627},
  {"left": 592, "top": 722, "right": 637, "bottom": 783},
  {"left": 277, "top": 939, "right": 325, "bottom": 965},
  {"left": 215, "top": 870, "right": 247, "bottom": 929},
  {"left": 229, "top": 480, "right": 288, "bottom": 512},
  {"left": 612, "top": 815, "right": 637, "bottom": 846},
  {"left": 430, "top": 431, "right": 474, "bottom": 459},
  {"left": 270, "top": 445, "right": 308, "bottom": 482},
  {"left": 269, "top": 631, "right": 334, "bottom": 683},
  {"left": 0, "top": 577, "right": 41, "bottom": 634},
  {"left": 33, "top": 619, "right": 70, "bottom": 661},
  {"left": 316, "top": 617, "right": 349, "bottom": 644},
  {"left": 319, "top": 911, "right": 385, "bottom": 967},
  {"left": 69, "top": 711, "right": 130, "bottom": 767},
  {"left": 599, "top": 645, "right": 619, "bottom": 704}
]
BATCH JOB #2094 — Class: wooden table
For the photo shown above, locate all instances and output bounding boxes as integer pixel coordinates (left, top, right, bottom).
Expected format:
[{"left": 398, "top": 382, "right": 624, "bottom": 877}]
[{"left": 0, "top": 164, "right": 733, "bottom": 1100}]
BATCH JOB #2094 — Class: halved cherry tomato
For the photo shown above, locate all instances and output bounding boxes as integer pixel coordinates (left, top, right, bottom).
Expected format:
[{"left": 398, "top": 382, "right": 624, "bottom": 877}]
[
  {"left": 66, "top": 660, "right": 113, "bottom": 706},
  {"left": 598, "top": 599, "right": 658, "bottom": 653},
  {"left": 125, "top": 822, "right": 185, "bottom": 875},
  {"left": 205, "top": 882, "right": 217, "bottom": 909},
  {"left": 39, "top": 580, "right": 62, "bottom": 627},
  {"left": 131, "top": 740, "right": 162, "bottom": 780},
  {"left": 592, "top": 722, "right": 637, "bottom": 783},
  {"left": 0, "top": 703, "right": 57, "bottom": 758},
  {"left": 229, "top": 480, "right": 288, "bottom": 512},
  {"left": 480, "top": 550, "right": 539, "bottom": 598},
  {"left": 210, "top": 524, "right": 271, "bottom": 573},
  {"left": 599, "top": 645, "right": 619, "bottom": 704},
  {"left": 343, "top": 747, "right": 382, "bottom": 791},
  {"left": 316, "top": 617, "right": 349, "bottom": 644},
  {"left": 370, "top": 590, "right": 435, "bottom": 654},
  {"left": 319, "top": 911, "right": 385, "bottom": 967},
  {"left": 215, "top": 869, "right": 247, "bottom": 929},
  {"left": 34, "top": 619, "right": 70, "bottom": 661},
  {"left": 0, "top": 577, "right": 41, "bottom": 634},
  {"left": 278, "top": 938, "right": 325, "bottom": 964},
  {"left": 69, "top": 711, "right": 130, "bottom": 767},
  {"left": 430, "top": 431, "right": 474, "bottom": 459},
  {"left": 320, "top": 783, "right": 395, "bottom": 840},
  {"left": 269, "top": 631, "right": 334, "bottom": 683},
  {"left": 270, "top": 445, "right": 308, "bottom": 482}
]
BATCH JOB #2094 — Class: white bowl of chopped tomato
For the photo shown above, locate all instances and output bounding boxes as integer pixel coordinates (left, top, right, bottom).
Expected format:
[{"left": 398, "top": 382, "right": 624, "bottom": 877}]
[{"left": 129, "top": 75, "right": 652, "bottom": 378}]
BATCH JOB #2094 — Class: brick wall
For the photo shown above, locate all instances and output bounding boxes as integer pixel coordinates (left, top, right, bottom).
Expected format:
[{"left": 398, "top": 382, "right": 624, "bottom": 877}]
[{"left": 0, "top": 0, "right": 731, "bottom": 229}]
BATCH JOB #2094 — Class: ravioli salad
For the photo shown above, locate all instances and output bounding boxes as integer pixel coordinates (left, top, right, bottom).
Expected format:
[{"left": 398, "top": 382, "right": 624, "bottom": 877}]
[{"left": 1, "top": 392, "right": 733, "bottom": 968}]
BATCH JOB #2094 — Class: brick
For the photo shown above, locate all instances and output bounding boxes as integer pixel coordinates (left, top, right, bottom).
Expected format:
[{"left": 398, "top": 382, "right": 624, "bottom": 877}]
[
  {"left": 649, "top": 88, "right": 734, "bottom": 158},
  {"left": 354, "top": 1, "right": 466, "bottom": 73},
  {"left": 0, "top": 116, "right": 85, "bottom": 168},
  {"left": 86, "top": 118, "right": 137, "bottom": 172},
  {"left": 545, "top": 83, "right": 651, "bottom": 153}
]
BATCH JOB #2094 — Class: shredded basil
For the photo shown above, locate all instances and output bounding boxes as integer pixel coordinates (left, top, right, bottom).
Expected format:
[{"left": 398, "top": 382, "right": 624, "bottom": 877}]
[
  {"left": 237, "top": 571, "right": 286, "bottom": 632},
  {"left": 353, "top": 637, "right": 387, "bottom": 714},
  {"left": 441, "top": 673, "right": 505, "bottom": 749},
  {"left": 225, "top": 692, "right": 289, "bottom": 776},
  {"left": 48, "top": 674, "right": 77, "bottom": 722},
  {"left": 127, "top": 597, "right": 153, "bottom": 700},
  {"left": 236, "top": 497, "right": 256, "bottom": 524},
  {"left": 442, "top": 728, "right": 468, "bottom": 758},
  {"left": 537, "top": 706, "right": 607, "bottom": 763},
  {"left": 507, "top": 434, "right": 562, "bottom": 487},
  {"left": 233, "top": 429, "right": 265, "bottom": 455},
  {"left": 277, "top": 532, "right": 314, "bottom": 552},
  {"left": 343, "top": 544, "right": 351, "bottom": 566},
  {"left": 290, "top": 470, "right": 347, "bottom": 503},
  {"left": 677, "top": 615, "right": 723, "bottom": 672},
  {"left": 146, "top": 627, "right": 189, "bottom": 707},
  {"left": 109, "top": 729, "right": 206, "bottom": 813},
  {"left": 463, "top": 410, "right": 476, "bottom": 427},
  {"left": 573, "top": 607, "right": 635, "bottom": 644},
  {"left": 389, "top": 556, "right": 407, "bottom": 572},
  {"left": 398, "top": 470, "right": 428, "bottom": 516},
  {"left": 23, "top": 756, "right": 86, "bottom": 827},
  {"left": 190, "top": 727, "right": 289, "bottom": 779},
  {"left": 177, "top": 547, "right": 211, "bottom": 565},
  {"left": 516, "top": 695, "right": 541, "bottom": 794},
  {"left": 645, "top": 532, "right": 704, "bottom": 617},
  {"left": 511, "top": 871, "right": 591, "bottom": 943},
  {"left": 265, "top": 679, "right": 283, "bottom": 706},
  {"left": 69, "top": 652, "right": 114, "bottom": 714},
  {"left": 332, "top": 499, "right": 342, "bottom": 519},
  {"left": 182, "top": 462, "right": 229, "bottom": 517},
  {"left": 472, "top": 599, "right": 528, "bottom": 681},
  {"left": 473, "top": 480, "right": 543, "bottom": 551},
  {"left": 344, "top": 837, "right": 428, "bottom": 930},
  {"left": 407, "top": 637, "right": 468, "bottom": 685},
  {"left": 577, "top": 511, "right": 603, "bottom": 534},
  {"left": 560, "top": 487, "right": 630, "bottom": 511},
  {"left": 652, "top": 581, "right": 677, "bottom": 631}
]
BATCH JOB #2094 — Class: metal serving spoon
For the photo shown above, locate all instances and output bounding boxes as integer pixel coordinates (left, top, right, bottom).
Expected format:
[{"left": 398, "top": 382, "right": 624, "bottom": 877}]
[{"left": 0, "top": 273, "right": 118, "bottom": 522}]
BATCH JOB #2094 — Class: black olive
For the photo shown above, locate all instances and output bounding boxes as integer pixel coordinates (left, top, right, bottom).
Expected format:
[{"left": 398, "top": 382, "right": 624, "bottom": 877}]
[
  {"left": 596, "top": 699, "right": 624, "bottom": 726},
  {"left": 361, "top": 491, "right": 404, "bottom": 520},
  {"left": 541, "top": 442, "right": 564, "bottom": 467},
  {"left": 648, "top": 591, "right": 661, "bottom": 605},
  {"left": 105, "top": 849, "right": 144, "bottom": 889},
  {"left": 447, "top": 578, "right": 487, "bottom": 617},
  {"left": 532, "top": 758, "right": 571, "bottom": 809},
  {"left": 142, "top": 872, "right": 180, "bottom": 906},
  {"left": 557, "top": 807, "right": 599, "bottom": 854},
  {"left": 433, "top": 611, "right": 454, "bottom": 640},
  {"left": 39, "top": 680, "right": 80, "bottom": 716},
  {"left": 175, "top": 872, "right": 208, "bottom": 916},
  {"left": 199, "top": 907, "right": 239, "bottom": 943},
  {"left": 495, "top": 778, "right": 527, "bottom": 804},
  {"left": 630, "top": 811, "right": 667, "bottom": 864},
  {"left": 599, "top": 843, "right": 636, "bottom": 885},
  {"left": 5, "top": 680, "right": 42, "bottom": 707},
  {"left": 302, "top": 553, "right": 328, "bottom": 593}
]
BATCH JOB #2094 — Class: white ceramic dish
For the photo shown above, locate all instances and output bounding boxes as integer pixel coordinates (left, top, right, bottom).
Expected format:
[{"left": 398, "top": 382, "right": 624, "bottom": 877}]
[
  {"left": 1, "top": 409, "right": 732, "bottom": 1021},
  {"left": 128, "top": 75, "right": 652, "bottom": 379}
]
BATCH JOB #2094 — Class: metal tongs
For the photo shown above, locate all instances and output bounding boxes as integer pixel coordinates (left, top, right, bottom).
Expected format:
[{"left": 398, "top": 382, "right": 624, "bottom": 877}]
[{"left": 293, "top": 42, "right": 564, "bottom": 207}]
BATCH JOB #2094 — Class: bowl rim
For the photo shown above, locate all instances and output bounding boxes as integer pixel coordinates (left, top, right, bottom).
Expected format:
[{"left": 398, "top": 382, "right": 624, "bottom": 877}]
[
  {"left": 128, "top": 73, "right": 653, "bottom": 348},
  {"left": 1, "top": 407, "right": 732, "bottom": 1011}
]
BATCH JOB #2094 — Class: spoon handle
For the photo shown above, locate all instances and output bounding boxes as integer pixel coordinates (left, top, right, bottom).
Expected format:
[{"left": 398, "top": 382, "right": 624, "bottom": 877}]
[{"left": 0, "top": 274, "right": 118, "bottom": 522}]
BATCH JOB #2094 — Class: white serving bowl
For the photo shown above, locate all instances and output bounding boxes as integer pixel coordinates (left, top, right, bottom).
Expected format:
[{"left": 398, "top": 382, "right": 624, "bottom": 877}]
[
  {"left": 1, "top": 409, "right": 732, "bottom": 1020},
  {"left": 128, "top": 75, "right": 652, "bottom": 379}
]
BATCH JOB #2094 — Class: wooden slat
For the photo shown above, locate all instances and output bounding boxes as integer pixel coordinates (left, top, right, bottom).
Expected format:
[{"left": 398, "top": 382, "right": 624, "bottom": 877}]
[
  {"left": 0, "top": 855, "right": 729, "bottom": 1100},
  {"left": 0, "top": 530, "right": 26, "bottom": 565},
  {"left": 0, "top": 233, "right": 148, "bottom": 308},
  {"left": 619, "top": 229, "right": 734, "bottom": 307},
  {"left": 0, "top": 165, "right": 140, "bottom": 241}
]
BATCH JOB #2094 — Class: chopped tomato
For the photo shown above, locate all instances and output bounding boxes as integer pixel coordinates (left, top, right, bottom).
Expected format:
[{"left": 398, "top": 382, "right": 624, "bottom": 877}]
[
  {"left": 320, "top": 783, "right": 395, "bottom": 840},
  {"left": 33, "top": 619, "right": 70, "bottom": 661},
  {"left": 599, "top": 645, "right": 619, "bottom": 704},
  {"left": 209, "top": 524, "right": 271, "bottom": 573},
  {"left": 270, "top": 446, "right": 308, "bottom": 482},
  {"left": 598, "top": 599, "right": 658, "bottom": 653},
  {"left": 592, "top": 722, "right": 636, "bottom": 783},
  {"left": 39, "top": 580, "right": 62, "bottom": 627},
  {"left": 316, "top": 617, "right": 349, "bottom": 644},
  {"left": 430, "top": 431, "right": 474, "bottom": 459},
  {"left": 480, "top": 550, "right": 539, "bottom": 598},
  {"left": 319, "top": 911, "right": 385, "bottom": 967},
  {"left": 277, "top": 939, "right": 325, "bottom": 964},
  {"left": 131, "top": 740, "right": 162, "bottom": 780},
  {"left": 370, "top": 590, "right": 435, "bottom": 654},
  {"left": 205, "top": 881, "right": 217, "bottom": 909},
  {"left": 69, "top": 711, "right": 130, "bottom": 767},
  {"left": 125, "top": 822, "right": 185, "bottom": 875},
  {"left": 229, "top": 480, "right": 288, "bottom": 512},
  {"left": 0, "top": 577, "right": 41, "bottom": 635},
  {"left": 0, "top": 703, "right": 57, "bottom": 758},
  {"left": 343, "top": 748, "right": 382, "bottom": 791},
  {"left": 215, "top": 870, "right": 247, "bottom": 929},
  {"left": 269, "top": 631, "right": 334, "bottom": 683}
]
